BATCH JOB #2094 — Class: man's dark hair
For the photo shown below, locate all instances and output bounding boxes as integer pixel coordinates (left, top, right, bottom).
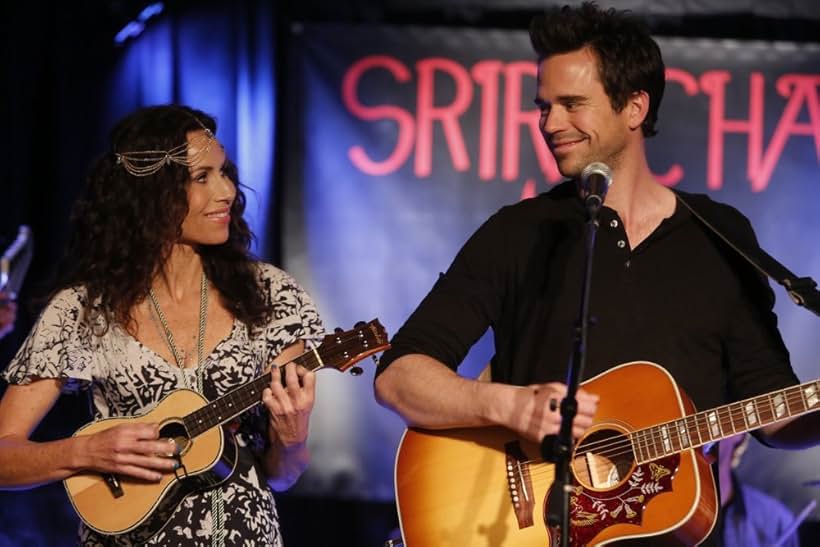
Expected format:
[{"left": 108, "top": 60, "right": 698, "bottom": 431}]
[{"left": 529, "top": 2, "right": 665, "bottom": 137}]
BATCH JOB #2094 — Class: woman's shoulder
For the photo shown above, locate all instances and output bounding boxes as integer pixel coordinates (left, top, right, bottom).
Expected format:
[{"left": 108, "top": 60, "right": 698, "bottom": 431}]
[
  {"left": 254, "top": 262, "right": 298, "bottom": 285},
  {"left": 43, "top": 286, "right": 91, "bottom": 316},
  {"left": 252, "top": 262, "right": 310, "bottom": 297}
]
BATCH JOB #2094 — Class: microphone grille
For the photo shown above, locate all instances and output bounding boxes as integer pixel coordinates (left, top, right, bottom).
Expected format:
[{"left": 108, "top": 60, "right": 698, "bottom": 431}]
[{"left": 581, "top": 161, "right": 612, "bottom": 182}]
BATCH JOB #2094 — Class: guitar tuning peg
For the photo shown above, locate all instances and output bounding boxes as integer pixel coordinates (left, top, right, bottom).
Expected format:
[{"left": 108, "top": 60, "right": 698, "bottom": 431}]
[
  {"left": 354, "top": 321, "right": 366, "bottom": 329},
  {"left": 350, "top": 366, "right": 363, "bottom": 376},
  {"left": 334, "top": 327, "right": 344, "bottom": 334}
]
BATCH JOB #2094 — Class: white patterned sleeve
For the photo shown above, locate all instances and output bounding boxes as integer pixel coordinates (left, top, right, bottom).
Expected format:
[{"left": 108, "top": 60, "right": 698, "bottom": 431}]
[
  {"left": 258, "top": 264, "right": 325, "bottom": 365},
  {"left": 1, "top": 288, "right": 95, "bottom": 394}
]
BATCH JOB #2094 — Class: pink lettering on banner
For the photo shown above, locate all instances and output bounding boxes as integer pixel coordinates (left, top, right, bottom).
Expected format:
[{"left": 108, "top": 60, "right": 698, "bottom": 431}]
[
  {"left": 471, "top": 60, "right": 503, "bottom": 181},
  {"left": 752, "top": 75, "right": 820, "bottom": 192},
  {"left": 415, "top": 58, "right": 473, "bottom": 177},
  {"left": 701, "top": 70, "right": 764, "bottom": 191},
  {"left": 341, "top": 55, "right": 819, "bottom": 193},
  {"left": 502, "top": 62, "right": 561, "bottom": 184},
  {"left": 342, "top": 55, "right": 415, "bottom": 176}
]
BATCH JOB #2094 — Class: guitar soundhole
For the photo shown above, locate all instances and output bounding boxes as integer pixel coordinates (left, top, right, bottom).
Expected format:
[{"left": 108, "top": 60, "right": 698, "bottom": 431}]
[
  {"left": 159, "top": 420, "right": 192, "bottom": 456},
  {"left": 571, "top": 428, "right": 635, "bottom": 491}
]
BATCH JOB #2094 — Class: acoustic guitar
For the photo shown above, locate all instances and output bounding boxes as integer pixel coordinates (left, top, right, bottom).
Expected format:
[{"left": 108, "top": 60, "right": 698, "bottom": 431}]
[
  {"left": 64, "top": 319, "right": 389, "bottom": 543},
  {"left": 393, "top": 361, "right": 819, "bottom": 546}
]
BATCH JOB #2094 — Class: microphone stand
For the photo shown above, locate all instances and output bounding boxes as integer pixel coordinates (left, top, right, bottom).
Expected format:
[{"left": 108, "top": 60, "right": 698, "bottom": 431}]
[{"left": 541, "top": 196, "right": 603, "bottom": 547}]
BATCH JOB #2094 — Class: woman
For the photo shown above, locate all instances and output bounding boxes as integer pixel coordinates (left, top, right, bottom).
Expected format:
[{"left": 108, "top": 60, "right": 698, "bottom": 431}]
[{"left": 0, "top": 105, "right": 323, "bottom": 546}]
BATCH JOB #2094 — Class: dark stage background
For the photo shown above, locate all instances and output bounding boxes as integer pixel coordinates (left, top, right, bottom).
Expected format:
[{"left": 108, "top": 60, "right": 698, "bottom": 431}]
[{"left": 1, "top": 1, "right": 819, "bottom": 546}]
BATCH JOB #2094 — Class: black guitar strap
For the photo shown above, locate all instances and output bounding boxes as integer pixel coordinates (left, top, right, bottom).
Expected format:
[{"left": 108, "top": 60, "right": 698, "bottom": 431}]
[{"left": 675, "top": 192, "right": 820, "bottom": 317}]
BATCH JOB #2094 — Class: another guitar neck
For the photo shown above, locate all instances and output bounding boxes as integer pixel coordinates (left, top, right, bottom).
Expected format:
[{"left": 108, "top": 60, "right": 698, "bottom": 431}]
[
  {"left": 181, "top": 349, "right": 324, "bottom": 438},
  {"left": 632, "top": 379, "right": 819, "bottom": 464}
]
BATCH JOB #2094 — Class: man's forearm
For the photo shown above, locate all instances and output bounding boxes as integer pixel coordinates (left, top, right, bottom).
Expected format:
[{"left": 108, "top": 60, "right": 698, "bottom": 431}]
[{"left": 374, "top": 354, "right": 509, "bottom": 430}]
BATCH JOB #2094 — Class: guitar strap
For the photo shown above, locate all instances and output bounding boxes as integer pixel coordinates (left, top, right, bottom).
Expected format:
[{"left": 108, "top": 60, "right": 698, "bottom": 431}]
[{"left": 674, "top": 191, "right": 820, "bottom": 317}]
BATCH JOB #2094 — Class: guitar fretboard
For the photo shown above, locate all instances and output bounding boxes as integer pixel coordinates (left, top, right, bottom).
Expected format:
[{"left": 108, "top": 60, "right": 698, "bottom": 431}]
[
  {"left": 631, "top": 379, "right": 819, "bottom": 464},
  {"left": 182, "top": 350, "right": 323, "bottom": 438}
]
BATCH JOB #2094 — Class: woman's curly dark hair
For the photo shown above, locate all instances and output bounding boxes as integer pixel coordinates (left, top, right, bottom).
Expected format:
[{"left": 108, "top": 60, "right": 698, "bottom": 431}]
[{"left": 53, "top": 105, "right": 273, "bottom": 333}]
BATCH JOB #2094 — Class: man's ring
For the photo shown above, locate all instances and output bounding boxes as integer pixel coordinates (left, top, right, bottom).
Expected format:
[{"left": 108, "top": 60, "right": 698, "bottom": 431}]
[{"left": 549, "top": 398, "right": 559, "bottom": 412}]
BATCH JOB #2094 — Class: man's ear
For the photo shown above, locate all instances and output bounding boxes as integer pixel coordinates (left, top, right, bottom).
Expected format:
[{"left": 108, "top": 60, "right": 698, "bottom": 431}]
[{"left": 627, "top": 90, "right": 650, "bottom": 131}]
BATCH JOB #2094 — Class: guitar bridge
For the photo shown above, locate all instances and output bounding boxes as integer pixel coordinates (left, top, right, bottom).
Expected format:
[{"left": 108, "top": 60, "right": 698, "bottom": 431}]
[
  {"left": 103, "top": 473, "right": 124, "bottom": 498},
  {"left": 505, "top": 441, "right": 535, "bottom": 529}
]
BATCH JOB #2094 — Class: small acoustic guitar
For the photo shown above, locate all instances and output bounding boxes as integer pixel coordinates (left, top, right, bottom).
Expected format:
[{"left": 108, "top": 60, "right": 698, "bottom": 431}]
[{"left": 64, "top": 319, "right": 389, "bottom": 543}]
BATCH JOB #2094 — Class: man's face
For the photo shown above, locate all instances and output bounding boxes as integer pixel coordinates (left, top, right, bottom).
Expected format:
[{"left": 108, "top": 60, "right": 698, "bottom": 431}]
[{"left": 535, "top": 47, "right": 632, "bottom": 178}]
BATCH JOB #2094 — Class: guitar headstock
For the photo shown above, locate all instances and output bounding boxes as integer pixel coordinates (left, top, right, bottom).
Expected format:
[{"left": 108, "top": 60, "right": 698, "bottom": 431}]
[{"left": 315, "top": 319, "right": 390, "bottom": 374}]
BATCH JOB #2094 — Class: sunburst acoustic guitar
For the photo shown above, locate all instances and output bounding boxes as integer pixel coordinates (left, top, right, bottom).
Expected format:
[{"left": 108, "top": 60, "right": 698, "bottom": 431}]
[
  {"left": 64, "top": 319, "right": 389, "bottom": 544},
  {"left": 394, "top": 361, "right": 819, "bottom": 546}
]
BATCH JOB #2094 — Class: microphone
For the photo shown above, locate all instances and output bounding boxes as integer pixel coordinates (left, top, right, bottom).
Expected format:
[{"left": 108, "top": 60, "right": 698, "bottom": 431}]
[{"left": 580, "top": 162, "right": 613, "bottom": 215}]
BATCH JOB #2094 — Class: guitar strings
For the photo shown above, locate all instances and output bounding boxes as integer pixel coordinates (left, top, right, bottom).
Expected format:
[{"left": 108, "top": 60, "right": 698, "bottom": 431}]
[
  {"left": 513, "top": 388, "right": 812, "bottom": 478},
  {"left": 520, "top": 391, "right": 810, "bottom": 483}
]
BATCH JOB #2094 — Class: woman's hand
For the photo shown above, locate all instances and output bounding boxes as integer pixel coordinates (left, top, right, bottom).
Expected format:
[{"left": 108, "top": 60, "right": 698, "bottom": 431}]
[
  {"left": 262, "top": 363, "right": 316, "bottom": 448},
  {"left": 78, "top": 423, "right": 179, "bottom": 482}
]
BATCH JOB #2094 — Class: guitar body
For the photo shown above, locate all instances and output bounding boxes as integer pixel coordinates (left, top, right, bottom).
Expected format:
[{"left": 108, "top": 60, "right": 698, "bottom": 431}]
[
  {"left": 64, "top": 389, "right": 239, "bottom": 543},
  {"left": 395, "top": 361, "right": 718, "bottom": 546}
]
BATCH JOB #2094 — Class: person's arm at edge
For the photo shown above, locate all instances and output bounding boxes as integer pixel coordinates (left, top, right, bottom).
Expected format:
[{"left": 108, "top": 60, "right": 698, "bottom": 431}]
[{"left": 759, "top": 413, "right": 820, "bottom": 449}]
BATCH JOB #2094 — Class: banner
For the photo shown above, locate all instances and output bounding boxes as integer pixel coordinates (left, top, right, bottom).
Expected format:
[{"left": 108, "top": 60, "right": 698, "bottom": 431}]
[{"left": 282, "top": 23, "right": 820, "bottom": 513}]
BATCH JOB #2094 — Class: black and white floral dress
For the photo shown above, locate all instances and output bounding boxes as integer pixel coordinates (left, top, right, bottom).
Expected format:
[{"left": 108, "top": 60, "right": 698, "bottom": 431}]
[{"left": 2, "top": 263, "right": 324, "bottom": 546}]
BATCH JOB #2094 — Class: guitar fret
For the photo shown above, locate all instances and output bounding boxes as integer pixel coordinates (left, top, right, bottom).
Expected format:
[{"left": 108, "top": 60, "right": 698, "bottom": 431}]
[
  {"left": 650, "top": 428, "right": 661, "bottom": 458},
  {"left": 677, "top": 419, "right": 690, "bottom": 449},
  {"left": 641, "top": 429, "right": 649, "bottom": 461},
  {"left": 805, "top": 382, "right": 819, "bottom": 410},
  {"left": 743, "top": 400, "right": 756, "bottom": 428},
  {"left": 660, "top": 425, "right": 671, "bottom": 454},
  {"left": 797, "top": 386, "right": 809, "bottom": 413},
  {"left": 773, "top": 391, "right": 788, "bottom": 419},
  {"left": 726, "top": 404, "right": 738, "bottom": 435},
  {"left": 632, "top": 431, "right": 646, "bottom": 463},
  {"left": 706, "top": 411, "right": 721, "bottom": 439},
  {"left": 694, "top": 413, "right": 712, "bottom": 445},
  {"left": 765, "top": 394, "right": 776, "bottom": 424},
  {"left": 667, "top": 421, "right": 679, "bottom": 453},
  {"left": 686, "top": 415, "right": 700, "bottom": 447},
  {"left": 637, "top": 429, "right": 650, "bottom": 462}
]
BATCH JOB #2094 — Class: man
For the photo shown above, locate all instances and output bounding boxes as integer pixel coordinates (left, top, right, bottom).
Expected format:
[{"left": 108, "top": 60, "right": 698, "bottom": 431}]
[{"left": 374, "top": 2, "right": 819, "bottom": 545}]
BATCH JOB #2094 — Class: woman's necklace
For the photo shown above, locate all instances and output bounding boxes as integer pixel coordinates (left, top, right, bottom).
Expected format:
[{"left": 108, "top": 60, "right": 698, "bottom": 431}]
[
  {"left": 148, "top": 271, "right": 207, "bottom": 383},
  {"left": 147, "top": 271, "right": 225, "bottom": 546}
]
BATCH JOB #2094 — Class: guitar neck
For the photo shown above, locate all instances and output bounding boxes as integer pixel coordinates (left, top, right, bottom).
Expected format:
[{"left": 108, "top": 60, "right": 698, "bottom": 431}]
[
  {"left": 182, "top": 348, "right": 324, "bottom": 438},
  {"left": 632, "top": 379, "right": 819, "bottom": 464}
]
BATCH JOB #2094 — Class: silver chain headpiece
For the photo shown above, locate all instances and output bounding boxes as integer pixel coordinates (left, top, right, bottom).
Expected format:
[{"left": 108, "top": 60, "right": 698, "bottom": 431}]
[{"left": 115, "top": 128, "right": 215, "bottom": 177}]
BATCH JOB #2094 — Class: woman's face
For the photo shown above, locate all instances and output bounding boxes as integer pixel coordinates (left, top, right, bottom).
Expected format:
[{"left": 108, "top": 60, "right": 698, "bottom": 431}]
[{"left": 179, "top": 129, "right": 236, "bottom": 246}]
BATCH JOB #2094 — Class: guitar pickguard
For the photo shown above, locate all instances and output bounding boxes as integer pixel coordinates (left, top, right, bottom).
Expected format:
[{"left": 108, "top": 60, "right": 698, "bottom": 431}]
[{"left": 556, "top": 454, "right": 680, "bottom": 545}]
